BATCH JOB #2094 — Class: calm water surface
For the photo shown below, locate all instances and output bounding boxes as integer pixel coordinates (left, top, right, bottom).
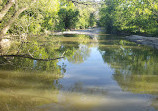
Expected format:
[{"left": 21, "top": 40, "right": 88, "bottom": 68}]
[{"left": 0, "top": 33, "right": 158, "bottom": 111}]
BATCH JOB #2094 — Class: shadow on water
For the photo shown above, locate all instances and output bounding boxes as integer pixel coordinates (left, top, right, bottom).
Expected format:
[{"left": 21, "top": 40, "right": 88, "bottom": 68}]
[{"left": 0, "top": 33, "right": 158, "bottom": 111}]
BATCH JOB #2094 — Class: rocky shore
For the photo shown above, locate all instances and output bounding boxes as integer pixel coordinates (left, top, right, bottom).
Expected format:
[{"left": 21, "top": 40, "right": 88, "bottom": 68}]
[{"left": 126, "top": 35, "right": 158, "bottom": 50}]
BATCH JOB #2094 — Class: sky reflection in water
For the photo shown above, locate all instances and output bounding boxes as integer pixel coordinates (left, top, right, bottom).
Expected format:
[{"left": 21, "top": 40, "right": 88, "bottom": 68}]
[{"left": 57, "top": 43, "right": 157, "bottom": 111}]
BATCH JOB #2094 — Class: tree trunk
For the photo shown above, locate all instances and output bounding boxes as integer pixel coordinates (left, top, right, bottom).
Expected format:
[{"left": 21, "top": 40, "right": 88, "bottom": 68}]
[
  {"left": 0, "top": 0, "right": 37, "bottom": 51},
  {"left": 0, "top": 7, "right": 28, "bottom": 38},
  {"left": 0, "top": 0, "right": 38, "bottom": 39},
  {"left": 0, "top": 0, "right": 15, "bottom": 20},
  {"left": 0, "top": 6, "right": 27, "bottom": 52},
  {"left": 0, "top": 0, "right": 2, "bottom": 4}
]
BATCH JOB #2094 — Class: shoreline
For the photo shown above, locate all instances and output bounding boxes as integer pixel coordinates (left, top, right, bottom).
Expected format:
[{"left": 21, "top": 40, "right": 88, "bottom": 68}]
[
  {"left": 52, "top": 28, "right": 104, "bottom": 36},
  {"left": 126, "top": 35, "right": 158, "bottom": 50},
  {"left": 1, "top": 28, "right": 158, "bottom": 51}
]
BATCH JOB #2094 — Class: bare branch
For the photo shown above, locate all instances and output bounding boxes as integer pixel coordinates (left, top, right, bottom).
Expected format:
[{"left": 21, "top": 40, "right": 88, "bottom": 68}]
[{"left": 0, "top": 54, "right": 64, "bottom": 61}]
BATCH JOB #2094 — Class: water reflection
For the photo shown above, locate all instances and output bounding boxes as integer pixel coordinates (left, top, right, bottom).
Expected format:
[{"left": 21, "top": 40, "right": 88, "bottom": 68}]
[
  {"left": 98, "top": 35, "right": 158, "bottom": 110},
  {"left": 0, "top": 71, "right": 63, "bottom": 111},
  {"left": 66, "top": 44, "right": 91, "bottom": 64},
  {"left": 0, "top": 34, "right": 93, "bottom": 111},
  {"left": 0, "top": 36, "right": 66, "bottom": 111},
  {"left": 98, "top": 38, "right": 158, "bottom": 94},
  {"left": 0, "top": 34, "right": 158, "bottom": 111}
]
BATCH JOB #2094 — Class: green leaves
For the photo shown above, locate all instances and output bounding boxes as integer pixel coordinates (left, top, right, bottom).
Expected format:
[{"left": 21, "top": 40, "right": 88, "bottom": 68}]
[
  {"left": 58, "top": 7, "right": 79, "bottom": 30},
  {"left": 88, "top": 13, "right": 96, "bottom": 27},
  {"left": 99, "top": 0, "right": 158, "bottom": 36},
  {"left": 0, "top": 0, "right": 99, "bottom": 35}
]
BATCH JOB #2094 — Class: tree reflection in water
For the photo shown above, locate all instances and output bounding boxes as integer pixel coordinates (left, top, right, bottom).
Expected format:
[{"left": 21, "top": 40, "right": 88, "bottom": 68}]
[
  {"left": 1, "top": 34, "right": 158, "bottom": 111},
  {"left": 98, "top": 38, "right": 158, "bottom": 109},
  {"left": 0, "top": 34, "right": 93, "bottom": 111}
]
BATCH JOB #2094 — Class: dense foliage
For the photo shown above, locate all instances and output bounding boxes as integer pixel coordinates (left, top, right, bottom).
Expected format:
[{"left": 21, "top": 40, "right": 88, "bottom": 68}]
[
  {"left": 0, "top": 0, "right": 97, "bottom": 37},
  {"left": 1, "top": 0, "right": 157, "bottom": 37},
  {"left": 99, "top": 0, "right": 158, "bottom": 36}
]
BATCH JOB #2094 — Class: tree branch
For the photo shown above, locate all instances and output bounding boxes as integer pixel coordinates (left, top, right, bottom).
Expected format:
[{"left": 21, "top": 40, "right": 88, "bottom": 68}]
[
  {"left": 0, "top": 0, "right": 38, "bottom": 38},
  {"left": 0, "top": 7, "right": 28, "bottom": 38},
  {"left": 0, "top": 54, "right": 64, "bottom": 61},
  {"left": 0, "top": 0, "right": 15, "bottom": 20}
]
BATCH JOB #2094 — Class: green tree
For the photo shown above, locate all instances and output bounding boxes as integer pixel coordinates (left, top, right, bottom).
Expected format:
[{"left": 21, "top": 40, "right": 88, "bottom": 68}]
[
  {"left": 0, "top": 0, "right": 60, "bottom": 38},
  {"left": 88, "top": 13, "right": 96, "bottom": 27},
  {"left": 58, "top": 8, "right": 79, "bottom": 30},
  {"left": 99, "top": 0, "right": 158, "bottom": 35}
]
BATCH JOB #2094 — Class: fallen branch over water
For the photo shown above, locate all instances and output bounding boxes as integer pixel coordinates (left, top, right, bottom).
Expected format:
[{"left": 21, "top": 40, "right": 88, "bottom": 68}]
[{"left": 0, "top": 54, "right": 64, "bottom": 61}]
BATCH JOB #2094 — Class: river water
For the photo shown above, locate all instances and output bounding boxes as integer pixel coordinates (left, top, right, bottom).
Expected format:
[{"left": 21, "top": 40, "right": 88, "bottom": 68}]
[{"left": 0, "top": 32, "right": 158, "bottom": 111}]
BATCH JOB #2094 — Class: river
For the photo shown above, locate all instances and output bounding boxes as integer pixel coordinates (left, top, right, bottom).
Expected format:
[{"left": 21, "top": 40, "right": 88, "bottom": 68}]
[{"left": 0, "top": 30, "right": 158, "bottom": 111}]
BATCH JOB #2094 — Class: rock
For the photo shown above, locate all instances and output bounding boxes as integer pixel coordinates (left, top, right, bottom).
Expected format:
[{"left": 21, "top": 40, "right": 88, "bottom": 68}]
[
  {"left": 0, "top": 39, "right": 11, "bottom": 48},
  {"left": 0, "top": 39, "right": 11, "bottom": 53}
]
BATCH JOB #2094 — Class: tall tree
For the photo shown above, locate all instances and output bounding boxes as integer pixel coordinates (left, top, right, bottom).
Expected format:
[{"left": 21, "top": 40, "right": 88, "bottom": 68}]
[
  {"left": 0, "top": 0, "right": 37, "bottom": 39},
  {"left": 0, "top": 0, "right": 15, "bottom": 20},
  {"left": 99, "top": 0, "right": 158, "bottom": 35}
]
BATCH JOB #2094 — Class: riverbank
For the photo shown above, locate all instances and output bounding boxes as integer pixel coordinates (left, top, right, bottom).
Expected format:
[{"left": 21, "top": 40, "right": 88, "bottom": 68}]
[
  {"left": 126, "top": 35, "right": 158, "bottom": 50},
  {"left": 52, "top": 28, "right": 104, "bottom": 36}
]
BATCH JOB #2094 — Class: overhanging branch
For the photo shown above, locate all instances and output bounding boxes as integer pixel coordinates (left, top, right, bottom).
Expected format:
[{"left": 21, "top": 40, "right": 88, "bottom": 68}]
[{"left": 0, "top": 54, "right": 64, "bottom": 61}]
